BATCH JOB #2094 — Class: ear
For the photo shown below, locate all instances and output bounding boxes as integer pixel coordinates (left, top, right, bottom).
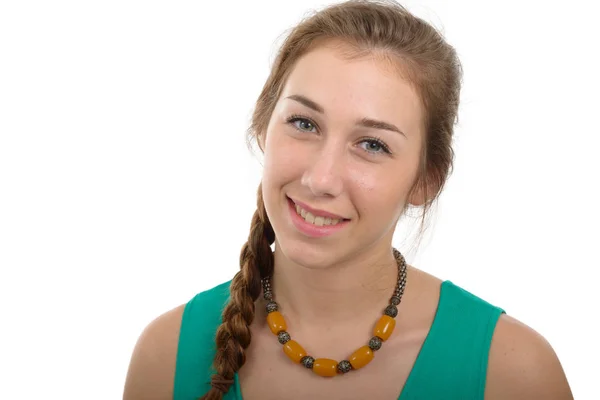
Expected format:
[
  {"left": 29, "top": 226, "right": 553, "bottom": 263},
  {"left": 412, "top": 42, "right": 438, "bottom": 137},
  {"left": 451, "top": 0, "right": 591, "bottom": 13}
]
[
  {"left": 407, "top": 176, "right": 437, "bottom": 207},
  {"left": 257, "top": 132, "right": 266, "bottom": 152},
  {"left": 407, "top": 186, "right": 427, "bottom": 207}
]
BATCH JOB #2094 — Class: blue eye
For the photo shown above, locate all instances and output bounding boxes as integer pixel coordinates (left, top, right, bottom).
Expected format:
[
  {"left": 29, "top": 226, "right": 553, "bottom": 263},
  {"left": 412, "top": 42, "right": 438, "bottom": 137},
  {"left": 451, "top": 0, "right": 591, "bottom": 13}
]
[
  {"left": 359, "top": 138, "right": 392, "bottom": 155},
  {"left": 286, "top": 115, "right": 317, "bottom": 133}
]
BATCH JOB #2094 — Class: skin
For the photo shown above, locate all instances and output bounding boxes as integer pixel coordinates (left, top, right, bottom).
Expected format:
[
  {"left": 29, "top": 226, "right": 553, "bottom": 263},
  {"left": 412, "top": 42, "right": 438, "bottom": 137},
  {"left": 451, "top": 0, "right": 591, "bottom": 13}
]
[{"left": 123, "top": 42, "right": 573, "bottom": 399}]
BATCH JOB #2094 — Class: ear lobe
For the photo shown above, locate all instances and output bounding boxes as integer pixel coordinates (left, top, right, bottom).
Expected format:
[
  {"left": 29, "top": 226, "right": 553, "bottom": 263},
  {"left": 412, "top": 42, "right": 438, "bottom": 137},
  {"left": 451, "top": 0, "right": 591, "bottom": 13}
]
[
  {"left": 257, "top": 133, "right": 266, "bottom": 152},
  {"left": 407, "top": 186, "right": 426, "bottom": 207},
  {"left": 407, "top": 179, "right": 436, "bottom": 207}
]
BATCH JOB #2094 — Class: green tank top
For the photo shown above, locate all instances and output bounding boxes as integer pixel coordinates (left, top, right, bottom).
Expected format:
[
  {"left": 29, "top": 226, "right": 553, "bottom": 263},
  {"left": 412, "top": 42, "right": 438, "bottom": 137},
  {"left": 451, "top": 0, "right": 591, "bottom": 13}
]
[{"left": 174, "top": 280, "right": 504, "bottom": 400}]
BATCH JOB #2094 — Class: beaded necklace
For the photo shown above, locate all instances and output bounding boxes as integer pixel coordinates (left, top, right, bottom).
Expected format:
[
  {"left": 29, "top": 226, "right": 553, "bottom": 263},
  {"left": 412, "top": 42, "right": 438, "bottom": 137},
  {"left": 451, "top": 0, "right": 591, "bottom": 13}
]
[{"left": 261, "top": 248, "right": 407, "bottom": 377}]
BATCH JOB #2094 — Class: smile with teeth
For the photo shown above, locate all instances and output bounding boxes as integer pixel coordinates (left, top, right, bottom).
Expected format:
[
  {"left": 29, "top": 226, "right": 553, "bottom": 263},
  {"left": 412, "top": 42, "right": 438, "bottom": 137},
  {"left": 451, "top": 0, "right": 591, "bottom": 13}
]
[{"left": 294, "top": 204, "right": 344, "bottom": 226}]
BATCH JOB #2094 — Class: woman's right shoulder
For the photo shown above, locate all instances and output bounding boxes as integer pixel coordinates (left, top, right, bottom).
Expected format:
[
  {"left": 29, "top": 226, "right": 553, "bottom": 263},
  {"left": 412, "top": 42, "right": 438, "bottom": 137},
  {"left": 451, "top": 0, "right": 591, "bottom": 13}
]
[
  {"left": 122, "top": 280, "right": 232, "bottom": 400},
  {"left": 122, "top": 303, "right": 186, "bottom": 400},
  {"left": 123, "top": 281, "right": 231, "bottom": 400}
]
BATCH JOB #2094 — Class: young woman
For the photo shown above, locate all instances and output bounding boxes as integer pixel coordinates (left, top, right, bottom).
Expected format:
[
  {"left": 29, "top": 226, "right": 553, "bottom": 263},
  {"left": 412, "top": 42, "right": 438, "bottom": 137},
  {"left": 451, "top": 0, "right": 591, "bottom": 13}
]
[{"left": 123, "top": 1, "right": 572, "bottom": 399}]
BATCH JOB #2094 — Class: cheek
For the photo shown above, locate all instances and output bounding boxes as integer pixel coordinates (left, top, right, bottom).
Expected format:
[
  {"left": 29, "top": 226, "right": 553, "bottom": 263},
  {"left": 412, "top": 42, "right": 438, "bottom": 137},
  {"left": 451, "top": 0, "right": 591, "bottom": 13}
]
[
  {"left": 262, "top": 129, "right": 305, "bottom": 186},
  {"left": 349, "top": 165, "right": 415, "bottom": 217}
]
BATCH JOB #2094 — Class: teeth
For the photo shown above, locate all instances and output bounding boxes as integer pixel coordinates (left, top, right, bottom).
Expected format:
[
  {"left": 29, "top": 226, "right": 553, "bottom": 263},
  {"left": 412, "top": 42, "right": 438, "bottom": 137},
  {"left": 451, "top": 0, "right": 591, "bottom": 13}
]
[{"left": 294, "top": 203, "right": 342, "bottom": 226}]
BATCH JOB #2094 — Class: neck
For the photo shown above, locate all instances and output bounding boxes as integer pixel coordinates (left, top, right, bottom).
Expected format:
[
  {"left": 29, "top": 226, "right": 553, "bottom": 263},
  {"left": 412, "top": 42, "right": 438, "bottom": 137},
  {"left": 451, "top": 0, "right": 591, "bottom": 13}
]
[{"left": 268, "top": 242, "right": 399, "bottom": 329}]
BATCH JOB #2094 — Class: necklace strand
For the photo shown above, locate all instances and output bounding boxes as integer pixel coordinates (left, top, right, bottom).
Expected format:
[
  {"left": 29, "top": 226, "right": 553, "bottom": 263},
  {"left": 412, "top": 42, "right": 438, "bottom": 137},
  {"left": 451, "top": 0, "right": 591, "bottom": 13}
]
[{"left": 261, "top": 248, "right": 407, "bottom": 377}]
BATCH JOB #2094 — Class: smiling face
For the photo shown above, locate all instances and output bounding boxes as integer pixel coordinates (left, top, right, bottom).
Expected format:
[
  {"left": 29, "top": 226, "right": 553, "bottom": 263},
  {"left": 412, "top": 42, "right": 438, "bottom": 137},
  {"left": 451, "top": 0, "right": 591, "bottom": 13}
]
[{"left": 260, "top": 41, "right": 426, "bottom": 268}]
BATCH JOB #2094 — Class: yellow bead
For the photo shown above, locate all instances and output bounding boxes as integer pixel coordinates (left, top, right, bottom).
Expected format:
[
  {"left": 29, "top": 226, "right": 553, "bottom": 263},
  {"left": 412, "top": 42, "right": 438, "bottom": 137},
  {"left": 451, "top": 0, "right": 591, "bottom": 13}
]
[
  {"left": 267, "top": 311, "right": 287, "bottom": 335},
  {"left": 312, "top": 358, "right": 338, "bottom": 377},
  {"left": 373, "top": 315, "right": 396, "bottom": 341},
  {"left": 349, "top": 345, "right": 374, "bottom": 370},
  {"left": 283, "top": 340, "right": 307, "bottom": 363}
]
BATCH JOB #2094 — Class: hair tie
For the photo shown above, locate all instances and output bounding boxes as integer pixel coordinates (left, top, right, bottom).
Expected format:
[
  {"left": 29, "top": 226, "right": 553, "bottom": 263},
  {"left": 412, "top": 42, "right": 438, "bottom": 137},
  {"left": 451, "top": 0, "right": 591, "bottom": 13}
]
[{"left": 209, "top": 374, "right": 235, "bottom": 393}]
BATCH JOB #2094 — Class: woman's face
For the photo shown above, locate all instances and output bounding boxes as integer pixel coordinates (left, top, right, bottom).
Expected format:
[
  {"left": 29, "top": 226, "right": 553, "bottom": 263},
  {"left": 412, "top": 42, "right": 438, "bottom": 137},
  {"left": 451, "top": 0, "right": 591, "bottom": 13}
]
[{"left": 261, "top": 42, "right": 426, "bottom": 268}]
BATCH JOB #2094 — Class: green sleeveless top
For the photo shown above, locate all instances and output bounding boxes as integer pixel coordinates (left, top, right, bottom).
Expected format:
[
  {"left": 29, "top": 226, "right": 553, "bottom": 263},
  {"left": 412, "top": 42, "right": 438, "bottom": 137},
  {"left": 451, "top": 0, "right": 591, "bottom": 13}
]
[{"left": 174, "top": 280, "right": 504, "bottom": 400}]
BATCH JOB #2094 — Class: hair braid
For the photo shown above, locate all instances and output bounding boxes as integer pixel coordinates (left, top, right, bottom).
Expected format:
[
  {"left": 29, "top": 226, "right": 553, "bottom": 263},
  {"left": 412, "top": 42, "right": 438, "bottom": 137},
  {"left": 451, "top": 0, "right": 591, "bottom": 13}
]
[{"left": 200, "top": 183, "right": 274, "bottom": 400}]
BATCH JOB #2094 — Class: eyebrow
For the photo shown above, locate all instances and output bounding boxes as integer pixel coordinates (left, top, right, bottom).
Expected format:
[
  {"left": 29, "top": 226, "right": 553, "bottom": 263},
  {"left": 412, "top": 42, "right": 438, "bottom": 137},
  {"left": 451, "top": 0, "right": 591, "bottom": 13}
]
[{"left": 285, "top": 94, "right": 407, "bottom": 138}]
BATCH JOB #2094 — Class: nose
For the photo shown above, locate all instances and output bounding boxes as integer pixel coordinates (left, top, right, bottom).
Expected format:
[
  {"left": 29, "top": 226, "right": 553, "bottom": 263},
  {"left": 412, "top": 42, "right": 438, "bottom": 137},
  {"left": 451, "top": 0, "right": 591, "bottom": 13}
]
[{"left": 300, "top": 142, "right": 345, "bottom": 198}]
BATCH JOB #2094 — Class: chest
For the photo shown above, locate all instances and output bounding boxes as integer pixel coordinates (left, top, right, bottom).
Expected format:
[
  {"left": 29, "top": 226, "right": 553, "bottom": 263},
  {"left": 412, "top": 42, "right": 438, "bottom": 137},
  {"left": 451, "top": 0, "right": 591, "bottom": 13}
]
[{"left": 237, "top": 328, "right": 427, "bottom": 400}]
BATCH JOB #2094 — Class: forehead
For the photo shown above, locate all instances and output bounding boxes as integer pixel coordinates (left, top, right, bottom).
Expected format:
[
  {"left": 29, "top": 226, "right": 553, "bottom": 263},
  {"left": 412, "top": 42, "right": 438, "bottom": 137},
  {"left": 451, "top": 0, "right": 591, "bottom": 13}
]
[{"left": 279, "top": 42, "right": 424, "bottom": 137}]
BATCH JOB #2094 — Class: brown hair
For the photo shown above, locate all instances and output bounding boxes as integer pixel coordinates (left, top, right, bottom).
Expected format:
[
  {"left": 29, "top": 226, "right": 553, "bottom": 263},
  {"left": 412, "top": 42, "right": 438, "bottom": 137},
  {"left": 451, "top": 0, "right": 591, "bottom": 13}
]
[{"left": 201, "top": 1, "right": 461, "bottom": 398}]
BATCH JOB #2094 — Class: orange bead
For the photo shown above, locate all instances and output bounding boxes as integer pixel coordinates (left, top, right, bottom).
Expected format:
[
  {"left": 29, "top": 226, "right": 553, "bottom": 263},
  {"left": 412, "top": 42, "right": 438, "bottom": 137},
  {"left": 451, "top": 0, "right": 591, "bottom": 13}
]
[
  {"left": 312, "top": 358, "right": 338, "bottom": 377},
  {"left": 266, "top": 311, "right": 287, "bottom": 335},
  {"left": 283, "top": 340, "right": 307, "bottom": 363},
  {"left": 373, "top": 315, "right": 396, "bottom": 341},
  {"left": 349, "top": 345, "right": 374, "bottom": 370}
]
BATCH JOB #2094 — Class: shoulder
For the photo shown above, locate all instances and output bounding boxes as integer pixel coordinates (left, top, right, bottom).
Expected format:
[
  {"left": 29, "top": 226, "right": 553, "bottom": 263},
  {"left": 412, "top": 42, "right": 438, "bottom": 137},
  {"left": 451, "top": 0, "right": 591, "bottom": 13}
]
[
  {"left": 485, "top": 313, "right": 573, "bottom": 399},
  {"left": 408, "top": 267, "right": 573, "bottom": 399},
  {"left": 123, "top": 304, "right": 185, "bottom": 400},
  {"left": 122, "top": 281, "right": 233, "bottom": 400}
]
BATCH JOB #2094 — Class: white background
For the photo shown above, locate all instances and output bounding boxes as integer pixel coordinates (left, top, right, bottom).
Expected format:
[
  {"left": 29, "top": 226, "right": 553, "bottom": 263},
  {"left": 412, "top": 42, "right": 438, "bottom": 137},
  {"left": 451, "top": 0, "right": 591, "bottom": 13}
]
[{"left": 1, "top": 0, "right": 598, "bottom": 398}]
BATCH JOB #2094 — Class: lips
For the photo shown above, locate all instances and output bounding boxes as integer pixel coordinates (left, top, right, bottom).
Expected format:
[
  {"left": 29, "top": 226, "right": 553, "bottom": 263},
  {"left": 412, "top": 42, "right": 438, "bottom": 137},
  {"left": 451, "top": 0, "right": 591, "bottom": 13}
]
[
  {"left": 287, "top": 196, "right": 350, "bottom": 238},
  {"left": 287, "top": 196, "right": 348, "bottom": 220}
]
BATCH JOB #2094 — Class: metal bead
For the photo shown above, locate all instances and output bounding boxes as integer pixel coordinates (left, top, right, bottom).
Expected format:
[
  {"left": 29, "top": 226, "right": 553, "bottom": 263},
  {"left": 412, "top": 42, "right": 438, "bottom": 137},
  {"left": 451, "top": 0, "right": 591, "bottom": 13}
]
[
  {"left": 262, "top": 278, "right": 272, "bottom": 291},
  {"left": 300, "top": 355, "right": 315, "bottom": 369},
  {"left": 266, "top": 301, "right": 278, "bottom": 313},
  {"left": 390, "top": 296, "right": 401, "bottom": 305},
  {"left": 369, "top": 336, "right": 383, "bottom": 351},
  {"left": 337, "top": 360, "right": 352, "bottom": 373},
  {"left": 263, "top": 291, "right": 273, "bottom": 301},
  {"left": 384, "top": 305, "right": 398, "bottom": 318},
  {"left": 278, "top": 331, "right": 291, "bottom": 344}
]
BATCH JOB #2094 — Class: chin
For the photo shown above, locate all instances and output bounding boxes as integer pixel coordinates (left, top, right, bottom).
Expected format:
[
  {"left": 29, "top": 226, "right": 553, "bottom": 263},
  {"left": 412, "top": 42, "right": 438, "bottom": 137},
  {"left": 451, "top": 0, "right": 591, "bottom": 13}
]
[
  {"left": 275, "top": 228, "right": 357, "bottom": 271},
  {"left": 276, "top": 239, "right": 340, "bottom": 270}
]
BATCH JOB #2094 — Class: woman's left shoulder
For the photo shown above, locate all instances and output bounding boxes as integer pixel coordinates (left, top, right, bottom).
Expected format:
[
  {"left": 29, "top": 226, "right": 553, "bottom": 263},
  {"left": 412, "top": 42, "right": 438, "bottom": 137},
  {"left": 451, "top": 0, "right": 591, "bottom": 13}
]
[{"left": 484, "top": 313, "right": 573, "bottom": 399}]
